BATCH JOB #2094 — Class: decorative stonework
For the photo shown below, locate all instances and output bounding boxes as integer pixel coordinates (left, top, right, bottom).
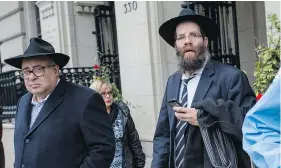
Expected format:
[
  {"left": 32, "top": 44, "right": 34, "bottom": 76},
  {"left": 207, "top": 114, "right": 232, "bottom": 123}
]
[
  {"left": 35, "top": 1, "right": 61, "bottom": 53},
  {"left": 74, "top": 1, "right": 105, "bottom": 14},
  {"left": 35, "top": 1, "right": 54, "bottom": 20},
  {"left": 41, "top": 6, "right": 54, "bottom": 19}
]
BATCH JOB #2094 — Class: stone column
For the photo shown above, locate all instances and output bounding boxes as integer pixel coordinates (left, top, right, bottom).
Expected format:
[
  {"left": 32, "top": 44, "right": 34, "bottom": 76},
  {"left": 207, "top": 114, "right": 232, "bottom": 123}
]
[
  {"left": 115, "top": 1, "right": 158, "bottom": 141},
  {"left": 114, "top": 0, "right": 183, "bottom": 136},
  {"left": 0, "top": 1, "right": 26, "bottom": 72},
  {"left": 36, "top": 1, "right": 62, "bottom": 54},
  {"left": 23, "top": 2, "right": 38, "bottom": 43},
  {"left": 264, "top": 1, "right": 280, "bottom": 25},
  {"left": 114, "top": 1, "right": 178, "bottom": 166},
  {"left": 235, "top": 1, "right": 258, "bottom": 84}
]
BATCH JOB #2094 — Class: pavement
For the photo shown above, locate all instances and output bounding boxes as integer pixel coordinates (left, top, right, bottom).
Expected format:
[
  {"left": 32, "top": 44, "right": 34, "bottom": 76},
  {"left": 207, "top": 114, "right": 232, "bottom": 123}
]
[
  {"left": 1, "top": 121, "right": 152, "bottom": 168},
  {"left": 2, "top": 122, "right": 15, "bottom": 168}
]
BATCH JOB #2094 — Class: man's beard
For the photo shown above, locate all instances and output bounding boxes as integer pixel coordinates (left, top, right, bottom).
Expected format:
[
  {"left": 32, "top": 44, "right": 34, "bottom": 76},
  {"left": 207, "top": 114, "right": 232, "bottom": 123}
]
[{"left": 176, "top": 45, "right": 210, "bottom": 74}]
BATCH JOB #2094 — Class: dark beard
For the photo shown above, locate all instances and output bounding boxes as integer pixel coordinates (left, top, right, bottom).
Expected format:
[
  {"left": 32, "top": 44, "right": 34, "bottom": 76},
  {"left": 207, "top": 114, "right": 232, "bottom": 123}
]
[{"left": 176, "top": 45, "right": 210, "bottom": 74}]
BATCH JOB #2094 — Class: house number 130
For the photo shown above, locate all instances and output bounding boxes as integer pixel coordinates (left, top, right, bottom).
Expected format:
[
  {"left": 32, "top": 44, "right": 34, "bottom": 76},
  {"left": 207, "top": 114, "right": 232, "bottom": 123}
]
[{"left": 124, "top": 1, "right": 137, "bottom": 14}]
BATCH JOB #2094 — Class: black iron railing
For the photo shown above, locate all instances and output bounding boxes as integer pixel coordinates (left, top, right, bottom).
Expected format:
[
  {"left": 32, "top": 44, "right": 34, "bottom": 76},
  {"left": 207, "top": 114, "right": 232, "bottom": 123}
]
[
  {"left": 93, "top": 3, "right": 121, "bottom": 91},
  {"left": 0, "top": 70, "right": 26, "bottom": 119},
  {"left": 60, "top": 67, "right": 96, "bottom": 87},
  {"left": 182, "top": 1, "right": 240, "bottom": 68}
]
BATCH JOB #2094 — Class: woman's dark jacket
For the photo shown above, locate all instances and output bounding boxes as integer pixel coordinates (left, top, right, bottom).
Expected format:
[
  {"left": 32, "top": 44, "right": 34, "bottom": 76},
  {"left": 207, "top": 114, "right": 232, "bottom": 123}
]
[{"left": 110, "top": 101, "right": 146, "bottom": 168}]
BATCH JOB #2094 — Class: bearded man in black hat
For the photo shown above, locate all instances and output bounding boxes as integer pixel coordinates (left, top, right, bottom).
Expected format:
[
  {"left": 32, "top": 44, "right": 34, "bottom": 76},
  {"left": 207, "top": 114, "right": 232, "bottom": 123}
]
[
  {"left": 4, "top": 38, "right": 115, "bottom": 168},
  {"left": 152, "top": 8, "right": 256, "bottom": 168}
]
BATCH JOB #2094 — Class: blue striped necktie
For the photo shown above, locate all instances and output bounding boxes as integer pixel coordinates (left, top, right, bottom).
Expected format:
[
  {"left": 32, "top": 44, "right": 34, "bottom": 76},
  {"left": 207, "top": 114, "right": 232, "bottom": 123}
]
[{"left": 175, "top": 75, "right": 195, "bottom": 168}]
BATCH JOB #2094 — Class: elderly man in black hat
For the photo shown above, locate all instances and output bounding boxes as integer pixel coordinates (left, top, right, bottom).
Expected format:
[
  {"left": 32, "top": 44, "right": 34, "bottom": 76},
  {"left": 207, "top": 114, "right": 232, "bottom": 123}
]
[
  {"left": 4, "top": 37, "right": 115, "bottom": 168},
  {"left": 152, "top": 8, "right": 256, "bottom": 168}
]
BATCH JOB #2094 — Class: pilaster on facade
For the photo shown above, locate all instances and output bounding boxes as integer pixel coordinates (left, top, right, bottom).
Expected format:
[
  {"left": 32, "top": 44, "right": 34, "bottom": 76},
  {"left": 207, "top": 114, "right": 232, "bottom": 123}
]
[
  {"left": 0, "top": 1, "right": 27, "bottom": 72},
  {"left": 264, "top": 1, "right": 280, "bottom": 42},
  {"left": 0, "top": 1, "right": 25, "bottom": 43},
  {"left": 115, "top": 1, "right": 167, "bottom": 142},
  {"left": 35, "top": 1, "right": 62, "bottom": 54},
  {"left": 0, "top": 3, "right": 23, "bottom": 22}
]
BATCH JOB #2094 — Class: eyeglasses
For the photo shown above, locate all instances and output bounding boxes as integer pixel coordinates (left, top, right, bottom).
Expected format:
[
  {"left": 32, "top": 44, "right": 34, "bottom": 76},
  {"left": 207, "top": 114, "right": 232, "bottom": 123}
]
[
  {"left": 100, "top": 91, "right": 113, "bottom": 97},
  {"left": 20, "top": 64, "right": 56, "bottom": 79},
  {"left": 175, "top": 32, "right": 203, "bottom": 41}
]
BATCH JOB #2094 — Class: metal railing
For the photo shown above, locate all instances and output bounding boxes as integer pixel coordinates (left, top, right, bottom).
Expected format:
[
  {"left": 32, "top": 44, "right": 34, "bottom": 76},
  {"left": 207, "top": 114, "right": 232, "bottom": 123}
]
[
  {"left": 93, "top": 3, "right": 121, "bottom": 91},
  {"left": 60, "top": 67, "right": 96, "bottom": 87},
  {"left": 183, "top": 1, "right": 240, "bottom": 68},
  {"left": 0, "top": 70, "right": 25, "bottom": 119}
]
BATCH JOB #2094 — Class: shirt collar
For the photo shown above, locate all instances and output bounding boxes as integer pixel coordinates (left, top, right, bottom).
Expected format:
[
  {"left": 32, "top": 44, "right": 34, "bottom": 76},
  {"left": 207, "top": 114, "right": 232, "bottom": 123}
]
[{"left": 31, "top": 78, "right": 60, "bottom": 105}]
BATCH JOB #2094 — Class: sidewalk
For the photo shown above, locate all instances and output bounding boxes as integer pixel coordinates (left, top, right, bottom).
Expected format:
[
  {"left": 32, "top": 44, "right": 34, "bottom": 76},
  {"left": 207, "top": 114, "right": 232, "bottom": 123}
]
[
  {"left": 2, "top": 122, "right": 15, "bottom": 168},
  {"left": 3, "top": 123, "right": 15, "bottom": 129},
  {"left": 1, "top": 122, "right": 152, "bottom": 168}
]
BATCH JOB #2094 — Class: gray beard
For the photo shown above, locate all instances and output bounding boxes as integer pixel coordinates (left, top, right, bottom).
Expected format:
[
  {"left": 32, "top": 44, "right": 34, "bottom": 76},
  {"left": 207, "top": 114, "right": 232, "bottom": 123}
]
[{"left": 176, "top": 46, "right": 210, "bottom": 74}]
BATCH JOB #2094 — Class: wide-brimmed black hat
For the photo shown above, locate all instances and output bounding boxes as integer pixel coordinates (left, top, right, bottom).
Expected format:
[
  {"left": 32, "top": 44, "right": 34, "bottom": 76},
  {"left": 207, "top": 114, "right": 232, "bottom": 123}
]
[
  {"left": 159, "top": 8, "right": 220, "bottom": 47},
  {"left": 4, "top": 37, "right": 70, "bottom": 69}
]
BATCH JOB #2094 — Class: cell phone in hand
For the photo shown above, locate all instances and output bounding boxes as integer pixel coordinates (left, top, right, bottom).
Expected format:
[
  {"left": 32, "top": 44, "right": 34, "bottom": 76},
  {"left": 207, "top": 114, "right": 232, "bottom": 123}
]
[{"left": 168, "top": 99, "right": 183, "bottom": 108}]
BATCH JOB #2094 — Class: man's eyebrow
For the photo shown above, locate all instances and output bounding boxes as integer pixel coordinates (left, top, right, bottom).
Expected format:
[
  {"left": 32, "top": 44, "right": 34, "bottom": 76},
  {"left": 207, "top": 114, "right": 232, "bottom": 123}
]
[
  {"left": 177, "top": 33, "right": 185, "bottom": 36},
  {"left": 176, "top": 31, "right": 200, "bottom": 35},
  {"left": 22, "top": 65, "right": 44, "bottom": 70}
]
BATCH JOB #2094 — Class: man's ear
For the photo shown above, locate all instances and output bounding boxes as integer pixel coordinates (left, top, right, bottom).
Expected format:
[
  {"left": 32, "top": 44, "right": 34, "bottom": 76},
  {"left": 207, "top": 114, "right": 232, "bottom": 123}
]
[
  {"left": 203, "top": 37, "right": 208, "bottom": 47},
  {"left": 54, "top": 65, "right": 60, "bottom": 77}
]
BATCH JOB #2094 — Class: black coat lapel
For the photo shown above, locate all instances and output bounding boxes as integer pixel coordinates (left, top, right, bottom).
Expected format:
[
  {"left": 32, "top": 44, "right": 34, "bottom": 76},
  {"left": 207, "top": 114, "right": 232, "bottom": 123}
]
[
  {"left": 173, "top": 71, "right": 182, "bottom": 101},
  {"left": 169, "top": 71, "right": 181, "bottom": 131},
  {"left": 191, "top": 61, "right": 215, "bottom": 105},
  {"left": 19, "top": 93, "right": 33, "bottom": 135},
  {"left": 26, "top": 79, "right": 66, "bottom": 137}
]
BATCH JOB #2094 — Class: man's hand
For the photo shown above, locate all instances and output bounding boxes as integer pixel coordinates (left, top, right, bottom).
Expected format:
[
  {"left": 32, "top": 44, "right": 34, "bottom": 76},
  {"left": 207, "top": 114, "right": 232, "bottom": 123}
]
[{"left": 173, "top": 107, "right": 199, "bottom": 126}]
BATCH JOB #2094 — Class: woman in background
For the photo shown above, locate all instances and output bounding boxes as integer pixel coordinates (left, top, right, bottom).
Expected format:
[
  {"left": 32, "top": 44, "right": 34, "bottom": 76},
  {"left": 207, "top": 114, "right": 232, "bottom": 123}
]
[{"left": 90, "top": 79, "right": 146, "bottom": 168}]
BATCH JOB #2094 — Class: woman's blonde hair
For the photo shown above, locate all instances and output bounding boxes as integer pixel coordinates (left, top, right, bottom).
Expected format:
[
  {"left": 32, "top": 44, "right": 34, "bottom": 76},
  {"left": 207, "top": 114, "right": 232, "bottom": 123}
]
[{"left": 89, "top": 79, "right": 112, "bottom": 92}]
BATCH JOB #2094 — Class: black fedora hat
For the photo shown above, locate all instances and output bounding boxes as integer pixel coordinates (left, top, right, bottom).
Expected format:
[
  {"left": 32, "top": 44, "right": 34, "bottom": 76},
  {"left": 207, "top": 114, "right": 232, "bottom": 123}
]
[
  {"left": 4, "top": 37, "right": 70, "bottom": 69},
  {"left": 159, "top": 8, "right": 220, "bottom": 47}
]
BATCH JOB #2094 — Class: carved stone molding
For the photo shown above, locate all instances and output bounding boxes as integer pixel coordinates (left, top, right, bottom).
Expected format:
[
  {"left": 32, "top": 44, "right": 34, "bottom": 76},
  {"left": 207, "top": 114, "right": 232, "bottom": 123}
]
[
  {"left": 74, "top": 1, "right": 105, "bottom": 14},
  {"left": 35, "top": 1, "right": 54, "bottom": 20}
]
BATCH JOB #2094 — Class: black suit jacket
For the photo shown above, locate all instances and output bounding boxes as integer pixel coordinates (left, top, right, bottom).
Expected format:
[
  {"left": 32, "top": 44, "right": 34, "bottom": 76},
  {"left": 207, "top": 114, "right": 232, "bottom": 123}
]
[
  {"left": 152, "top": 61, "right": 256, "bottom": 168},
  {"left": 14, "top": 79, "right": 115, "bottom": 168}
]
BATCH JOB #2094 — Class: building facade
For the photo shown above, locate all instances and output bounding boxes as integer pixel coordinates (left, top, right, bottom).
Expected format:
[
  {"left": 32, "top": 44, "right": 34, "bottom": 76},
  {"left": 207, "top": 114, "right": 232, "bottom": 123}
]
[{"left": 0, "top": 1, "right": 280, "bottom": 167}]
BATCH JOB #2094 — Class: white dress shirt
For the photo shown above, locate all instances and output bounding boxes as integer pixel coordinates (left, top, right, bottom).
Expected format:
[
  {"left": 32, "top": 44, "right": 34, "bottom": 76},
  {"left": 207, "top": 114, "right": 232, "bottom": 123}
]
[{"left": 29, "top": 79, "right": 60, "bottom": 128}]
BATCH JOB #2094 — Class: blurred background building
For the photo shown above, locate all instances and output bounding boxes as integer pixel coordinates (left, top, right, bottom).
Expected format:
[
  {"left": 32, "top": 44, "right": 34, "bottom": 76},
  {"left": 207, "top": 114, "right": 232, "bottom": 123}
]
[{"left": 0, "top": 1, "right": 280, "bottom": 167}]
